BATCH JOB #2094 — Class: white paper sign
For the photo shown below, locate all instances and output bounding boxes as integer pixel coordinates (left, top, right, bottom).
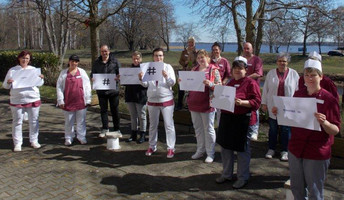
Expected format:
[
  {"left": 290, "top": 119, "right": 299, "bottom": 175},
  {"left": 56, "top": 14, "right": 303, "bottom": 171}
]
[
  {"left": 211, "top": 85, "right": 236, "bottom": 112},
  {"left": 178, "top": 71, "right": 205, "bottom": 92},
  {"left": 92, "top": 74, "right": 117, "bottom": 90},
  {"left": 273, "top": 96, "right": 321, "bottom": 131},
  {"left": 12, "top": 68, "right": 42, "bottom": 89},
  {"left": 119, "top": 68, "right": 141, "bottom": 85},
  {"left": 141, "top": 62, "right": 163, "bottom": 82}
]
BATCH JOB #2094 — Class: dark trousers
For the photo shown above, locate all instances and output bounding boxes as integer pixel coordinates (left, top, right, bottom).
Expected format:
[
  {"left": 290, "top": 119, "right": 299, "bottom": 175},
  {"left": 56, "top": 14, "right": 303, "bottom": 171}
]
[
  {"left": 98, "top": 94, "right": 120, "bottom": 131},
  {"left": 177, "top": 88, "right": 184, "bottom": 108}
]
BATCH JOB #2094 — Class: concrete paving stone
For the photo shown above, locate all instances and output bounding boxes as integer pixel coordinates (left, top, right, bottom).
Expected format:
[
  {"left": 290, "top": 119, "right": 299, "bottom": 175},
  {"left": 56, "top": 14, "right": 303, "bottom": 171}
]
[{"left": 1, "top": 92, "right": 344, "bottom": 200}]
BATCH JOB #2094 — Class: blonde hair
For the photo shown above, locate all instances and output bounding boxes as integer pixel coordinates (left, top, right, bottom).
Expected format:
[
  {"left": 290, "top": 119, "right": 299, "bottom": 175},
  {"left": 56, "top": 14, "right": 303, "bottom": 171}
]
[
  {"left": 196, "top": 49, "right": 210, "bottom": 63},
  {"left": 188, "top": 36, "right": 195, "bottom": 42},
  {"left": 132, "top": 51, "right": 142, "bottom": 57}
]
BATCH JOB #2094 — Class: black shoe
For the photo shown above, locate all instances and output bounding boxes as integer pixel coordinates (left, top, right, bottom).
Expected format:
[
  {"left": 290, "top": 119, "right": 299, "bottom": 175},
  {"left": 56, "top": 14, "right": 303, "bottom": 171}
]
[
  {"left": 232, "top": 180, "right": 248, "bottom": 189},
  {"left": 126, "top": 131, "right": 137, "bottom": 142},
  {"left": 137, "top": 132, "right": 146, "bottom": 144}
]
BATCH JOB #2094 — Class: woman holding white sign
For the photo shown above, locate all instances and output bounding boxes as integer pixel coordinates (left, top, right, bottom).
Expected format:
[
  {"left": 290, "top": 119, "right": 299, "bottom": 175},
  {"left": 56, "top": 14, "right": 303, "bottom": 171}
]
[
  {"left": 3, "top": 50, "right": 44, "bottom": 152},
  {"left": 56, "top": 55, "right": 91, "bottom": 146},
  {"left": 183, "top": 49, "right": 221, "bottom": 163},
  {"left": 139, "top": 48, "right": 177, "bottom": 159},
  {"left": 215, "top": 56, "right": 261, "bottom": 189},
  {"left": 261, "top": 52, "right": 299, "bottom": 161},
  {"left": 273, "top": 59, "right": 340, "bottom": 200}
]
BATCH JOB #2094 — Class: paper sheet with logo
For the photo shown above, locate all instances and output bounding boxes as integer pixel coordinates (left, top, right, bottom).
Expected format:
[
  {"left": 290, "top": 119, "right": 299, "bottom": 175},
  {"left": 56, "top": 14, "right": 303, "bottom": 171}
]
[
  {"left": 92, "top": 74, "right": 117, "bottom": 90},
  {"left": 211, "top": 85, "right": 236, "bottom": 112},
  {"left": 12, "top": 68, "right": 42, "bottom": 89},
  {"left": 140, "top": 62, "right": 164, "bottom": 82},
  {"left": 273, "top": 96, "right": 321, "bottom": 131},
  {"left": 178, "top": 71, "right": 205, "bottom": 92},
  {"left": 119, "top": 68, "right": 141, "bottom": 85}
]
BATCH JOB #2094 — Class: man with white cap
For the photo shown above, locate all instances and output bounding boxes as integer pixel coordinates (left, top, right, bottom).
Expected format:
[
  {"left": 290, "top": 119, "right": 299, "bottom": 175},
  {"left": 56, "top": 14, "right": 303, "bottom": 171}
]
[
  {"left": 298, "top": 51, "right": 339, "bottom": 102},
  {"left": 273, "top": 58, "right": 341, "bottom": 200},
  {"left": 216, "top": 56, "right": 261, "bottom": 189}
]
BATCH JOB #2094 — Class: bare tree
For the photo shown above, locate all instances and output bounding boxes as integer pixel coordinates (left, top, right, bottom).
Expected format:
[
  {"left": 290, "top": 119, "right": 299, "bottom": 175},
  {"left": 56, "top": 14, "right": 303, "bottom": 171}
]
[
  {"left": 175, "top": 23, "right": 200, "bottom": 48},
  {"left": 330, "top": 6, "right": 344, "bottom": 48},
  {"left": 212, "top": 25, "right": 230, "bottom": 52},
  {"left": 70, "top": 0, "right": 129, "bottom": 64},
  {"left": 156, "top": 0, "right": 176, "bottom": 51},
  {"left": 31, "top": 0, "right": 72, "bottom": 69},
  {"left": 188, "top": 0, "right": 318, "bottom": 55}
]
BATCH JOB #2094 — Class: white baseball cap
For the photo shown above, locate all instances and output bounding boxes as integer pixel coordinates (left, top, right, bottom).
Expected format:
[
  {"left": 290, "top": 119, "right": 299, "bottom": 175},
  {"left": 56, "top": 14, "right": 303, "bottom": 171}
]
[{"left": 234, "top": 56, "right": 248, "bottom": 65}]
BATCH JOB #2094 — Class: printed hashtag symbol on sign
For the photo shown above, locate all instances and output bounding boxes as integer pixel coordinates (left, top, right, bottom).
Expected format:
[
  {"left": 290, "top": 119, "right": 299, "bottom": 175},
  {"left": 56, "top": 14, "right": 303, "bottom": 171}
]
[
  {"left": 147, "top": 67, "right": 156, "bottom": 75},
  {"left": 103, "top": 78, "right": 110, "bottom": 85}
]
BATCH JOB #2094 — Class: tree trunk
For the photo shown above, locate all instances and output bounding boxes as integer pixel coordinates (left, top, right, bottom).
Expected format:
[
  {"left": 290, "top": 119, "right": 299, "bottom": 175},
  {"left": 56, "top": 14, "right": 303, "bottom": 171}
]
[
  {"left": 245, "top": 0, "right": 256, "bottom": 46},
  {"left": 232, "top": 4, "right": 243, "bottom": 55},
  {"left": 255, "top": 2, "right": 265, "bottom": 56},
  {"left": 90, "top": 24, "right": 100, "bottom": 64},
  {"left": 16, "top": 13, "right": 21, "bottom": 49}
]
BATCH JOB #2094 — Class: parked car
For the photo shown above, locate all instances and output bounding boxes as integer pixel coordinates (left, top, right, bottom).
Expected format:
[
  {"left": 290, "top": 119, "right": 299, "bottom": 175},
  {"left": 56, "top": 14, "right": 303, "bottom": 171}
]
[{"left": 328, "top": 50, "right": 344, "bottom": 56}]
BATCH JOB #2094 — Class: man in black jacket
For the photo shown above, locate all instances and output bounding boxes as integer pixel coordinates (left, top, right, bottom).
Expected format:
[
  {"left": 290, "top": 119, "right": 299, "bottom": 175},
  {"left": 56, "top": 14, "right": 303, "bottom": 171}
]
[{"left": 90, "top": 45, "right": 121, "bottom": 137}]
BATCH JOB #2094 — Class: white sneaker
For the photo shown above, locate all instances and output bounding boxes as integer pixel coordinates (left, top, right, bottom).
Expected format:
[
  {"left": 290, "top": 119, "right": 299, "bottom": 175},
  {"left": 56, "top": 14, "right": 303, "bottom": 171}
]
[
  {"left": 191, "top": 152, "right": 204, "bottom": 159},
  {"left": 107, "top": 130, "right": 123, "bottom": 138},
  {"left": 14, "top": 144, "right": 22, "bottom": 152},
  {"left": 205, "top": 156, "right": 214, "bottom": 163},
  {"left": 31, "top": 142, "right": 41, "bottom": 149},
  {"left": 250, "top": 133, "right": 258, "bottom": 141},
  {"left": 280, "top": 151, "right": 288, "bottom": 161},
  {"left": 78, "top": 138, "right": 87, "bottom": 145},
  {"left": 65, "top": 139, "right": 72, "bottom": 146},
  {"left": 265, "top": 149, "right": 275, "bottom": 159},
  {"left": 99, "top": 129, "right": 109, "bottom": 138}
]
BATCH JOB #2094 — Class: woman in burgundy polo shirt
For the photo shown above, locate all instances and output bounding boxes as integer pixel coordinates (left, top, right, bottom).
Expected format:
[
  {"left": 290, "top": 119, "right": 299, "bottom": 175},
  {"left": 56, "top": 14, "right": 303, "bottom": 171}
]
[
  {"left": 215, "top": 56, "right": 261, "bottom": 189},
  {"left": 183, "top": 49, "right": 221, "bottom": 163},
  {"left": 56, "top": 55, "right": 92, "bottom": 146},
  {"left": 273, "top": 59, "right": 340, "bottom": 200}
]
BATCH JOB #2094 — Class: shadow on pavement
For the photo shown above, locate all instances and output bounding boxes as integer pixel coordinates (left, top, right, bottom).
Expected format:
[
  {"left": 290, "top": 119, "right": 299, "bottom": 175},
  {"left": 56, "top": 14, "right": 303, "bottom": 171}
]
[{"left": 100, "top": 173, "right": 288, "bottom": 195}]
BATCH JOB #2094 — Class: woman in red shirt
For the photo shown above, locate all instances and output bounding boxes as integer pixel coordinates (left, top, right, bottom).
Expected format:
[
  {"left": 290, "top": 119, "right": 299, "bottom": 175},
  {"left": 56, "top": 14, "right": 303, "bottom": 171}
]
[
  {"left": 273, "top": 59, "right": 340, "bottom": 200},
  {"left": 215, "top": 56, "right": 261, "bottom": 189}
]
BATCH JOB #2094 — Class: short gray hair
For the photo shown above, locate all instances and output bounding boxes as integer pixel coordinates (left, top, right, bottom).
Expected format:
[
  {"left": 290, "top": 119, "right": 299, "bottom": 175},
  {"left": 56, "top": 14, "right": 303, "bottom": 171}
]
[{"left": 276, "top": 52, "right": 291, "bottom": 62}]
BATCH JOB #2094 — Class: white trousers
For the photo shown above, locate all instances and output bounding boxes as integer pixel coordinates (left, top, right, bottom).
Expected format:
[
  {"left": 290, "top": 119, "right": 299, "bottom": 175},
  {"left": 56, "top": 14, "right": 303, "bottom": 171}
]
[
  {"left": 190, "top": 111, "right": 216, "bottom": 157},
  {"left": 64, "top": 108, "right": 87, "bottom": 141},
  {"left": 127, "top": 102, "right": 147, "bottom": 132},
  {"left": 147, "top": 105, "right": 176, "bottom": 150},
  {"left": 11, "top": 106, "right": 40, "bottom": 145}
]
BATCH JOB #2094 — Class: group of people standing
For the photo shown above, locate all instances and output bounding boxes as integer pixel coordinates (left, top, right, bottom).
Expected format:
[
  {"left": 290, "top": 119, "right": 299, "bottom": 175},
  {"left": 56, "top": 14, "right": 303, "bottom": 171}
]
[{"left": 3, "top": 39, "right": 341, "bottom": 199}]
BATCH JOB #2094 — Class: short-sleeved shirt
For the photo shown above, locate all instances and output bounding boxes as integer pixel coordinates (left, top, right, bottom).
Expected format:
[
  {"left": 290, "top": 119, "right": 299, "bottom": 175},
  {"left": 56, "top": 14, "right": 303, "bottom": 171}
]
[
  {"left": 246, "top": 55, "right": 263, "bottom": 84},
  {"left": 221, "top": 77, "right": 261, "bottom": 125},
  {"left": 63, "top": 70, "right": 85, "bottom": 111},
  {"left": 210, "top": 57, "right": 231, "bottom": 81},
  {"left": 289, "top": 88, "right": 341, "bottom": 160}
]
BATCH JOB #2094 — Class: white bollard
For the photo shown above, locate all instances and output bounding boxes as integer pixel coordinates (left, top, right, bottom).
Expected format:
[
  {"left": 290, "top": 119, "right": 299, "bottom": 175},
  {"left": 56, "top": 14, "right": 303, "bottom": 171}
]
[
  {"left": 107, "top": 138, "right": 120, "bottom": 150},
  {"left": 106, "top": 131, "right": 123, "bottom": 150}
]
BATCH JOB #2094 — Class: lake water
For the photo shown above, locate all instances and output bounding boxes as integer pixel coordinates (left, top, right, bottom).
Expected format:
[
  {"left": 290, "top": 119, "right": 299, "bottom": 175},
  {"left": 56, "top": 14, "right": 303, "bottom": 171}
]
[{"left": 169, "top": 42, "right": 339, "bottom": 54}]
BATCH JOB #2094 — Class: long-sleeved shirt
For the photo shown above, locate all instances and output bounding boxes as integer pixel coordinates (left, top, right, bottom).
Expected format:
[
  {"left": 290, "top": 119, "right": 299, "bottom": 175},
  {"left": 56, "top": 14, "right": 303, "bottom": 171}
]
[
  {"left": 141, "top": 63, "right": 176, "bottom": 103},
  {"left": 3, "top": 65, "right": 44, "bottom": 104}
]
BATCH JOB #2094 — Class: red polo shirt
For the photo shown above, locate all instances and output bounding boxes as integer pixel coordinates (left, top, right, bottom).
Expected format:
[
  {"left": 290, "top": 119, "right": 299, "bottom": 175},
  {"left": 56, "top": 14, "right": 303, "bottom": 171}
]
[{"left": 289, "top": 88, "right": 341, "bottom": 160}]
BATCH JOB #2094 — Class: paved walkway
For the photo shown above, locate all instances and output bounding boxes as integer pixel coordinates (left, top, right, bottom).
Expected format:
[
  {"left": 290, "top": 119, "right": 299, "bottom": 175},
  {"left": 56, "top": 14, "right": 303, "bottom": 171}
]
[{"left": 0, "top": 93, "right": 343, "bottom": 200}]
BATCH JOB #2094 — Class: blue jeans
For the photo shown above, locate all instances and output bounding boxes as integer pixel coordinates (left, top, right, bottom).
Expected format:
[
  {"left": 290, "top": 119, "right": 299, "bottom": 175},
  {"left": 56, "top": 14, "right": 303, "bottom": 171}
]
[
  {"left": 268, "top": 118, "right": 291, "bottom": 151},
  {"left": 248, "top": 110, "right": 259, "bottom": 137}
]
